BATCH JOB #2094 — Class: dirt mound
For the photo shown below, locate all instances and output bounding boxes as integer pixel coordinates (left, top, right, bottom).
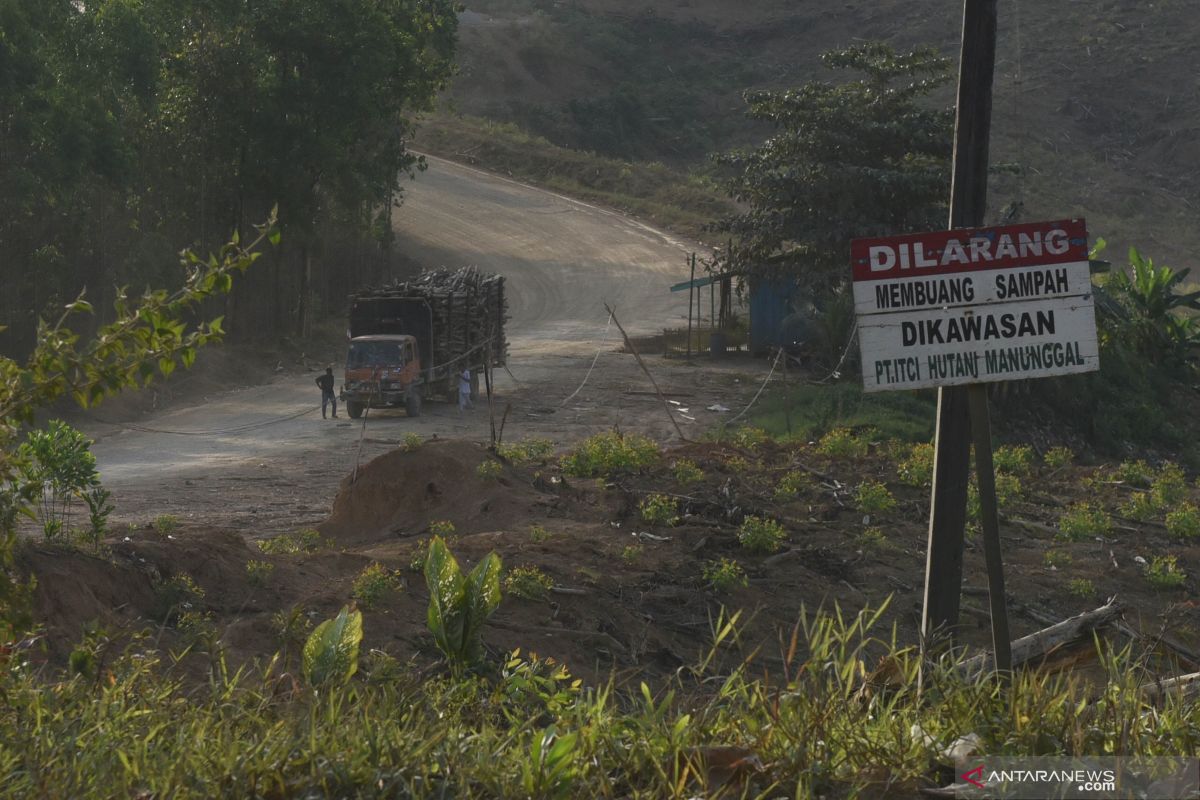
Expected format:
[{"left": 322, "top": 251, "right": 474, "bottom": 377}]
[{"left": 320, "top": 439, "right": 549, "bottom": 544}]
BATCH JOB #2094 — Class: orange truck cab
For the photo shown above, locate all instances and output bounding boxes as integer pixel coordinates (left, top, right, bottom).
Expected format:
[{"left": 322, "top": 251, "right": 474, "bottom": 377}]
[{"left": 342, "top": 334, "right": 423, "bottom": 419}]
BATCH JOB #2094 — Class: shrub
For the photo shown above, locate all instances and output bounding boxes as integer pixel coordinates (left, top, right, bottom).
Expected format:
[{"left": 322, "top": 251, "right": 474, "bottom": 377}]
[
  {"left": 638, "top": 494, "right": 678, "bottom": 527},
  {"left": 723, "top": 454, "right": 750, "bottom": 473},
  {"left": 352, "top": 563, "right": 402, "bottom": 610},
  {"left": 424, "top": 536, "right": 502, "bottom": 669},
  {"left": 476, "top": 459, "right": 502, "bottom": 479},
  {"left": 246, "top": 560, "right": 274, "bottom": 587},
  {"left": 1067, "top": 578, "right": 1096, "bottom": 598},
  {"left": 259, "top": 528, "right": 326, "bottom": 555},
  {"left": 560, "top": 431, "right": 658, "bottom": 477},
  {"left": 154, "top": 573, "right": 204, "bottom": 623},
  {"left": 1166, "top": 504, "right": 1200, "bottom": 540},
  {"left": 854, "top": 480, "right": 896, "bottom": 516},
  {"left": 1145, "top": 555, "right": 1187, "bottom": 590},
  {"left": 1057, "top": 503, "right": 1112, "bottom": 541},
  {"left": 730, "top": 426, "right": 768, "bottom": 450},
  {"left": 177, "top": 610, "right": 217, "bottom": 646},
  {"left": 773, "top": 470, "right": 811, "bottom": 502},
  {"left": 153, "top": 515, "right": 179, "bottom": 536},
  {"left": 737, "top": 515, "right": 786, "bottom": 554},
  {"left": 671, "top": 459, "right": 704, "bottom": 485},
  {"left": 498, "top": 438, "right": 555, "bottom": 464},
  {"left": 17, "top": 419, "right": 100, "bottom": 541},
  {"left": 897, "top": 442, "right": 934, "bottom": 487},
  {"left": 505, "top": 566, "right": 554, "bottom": 600},
  {"left": 857, "top": 526, "right": 888, "bottom": 549},
  {"left": 529, "top": 524, "right": 552, "bottom": 543},
  {"left": 1116, "top": 460, "right": 1154, "bottom": 488},
  {"left": 816, "top": 427, "right": 869, "bottom": 458},
  {"left": 1043, "top": 446, "right": 1075, "bottom": 470},
  {"left": 401, "top": 433, "right": 423, "bottom": 452},
  {"left": 993, "top": 445, "right": 1033, "bottom": 476},
  {"left": 702, "top": 558, "right": 748, "bottom": 592},
  {"left": 1152, "top": 462, "right": 1188, "bottom": 507},
  {"left": 430, "top": 520, "right": 457, "bottom": 538},
  {"left": 1120, "top": 492, "right": 1158, "bottom": 522},
  {"left": 80, "top": 485, "right": 114, "bottom": 551},
  {"left": 621, "top": 543, "right": 644, "bottom": 562},
  {"left": 1043, "top": 549, "right": 1072, "bottom": 568}
]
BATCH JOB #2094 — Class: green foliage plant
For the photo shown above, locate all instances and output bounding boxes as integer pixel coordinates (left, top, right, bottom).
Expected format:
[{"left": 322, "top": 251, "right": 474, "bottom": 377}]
[
  {"left": 1098, "top": 244, "right": 1200, "bottom": 361},
  {"left": 401, "top": 433, "right": 423, "bottom": 451},
  {"left": 529, "top": 524, "right": 552, "bottom": 543},
  {"left": 476, "top": 459, "right": 502, "bottom": 479},
  {"left": 638, "top": 493, "right": 679, "bottom": 527},
  {"left": 351, "top": 563, "right": 401, "bottom": 610},
  {"left": 302, "top": 606, "right": 364, "bottom": 688},
  {"left": 1067, "top": 578, "right": 1096, "bottom": 599},
  {"left": 1043, "top": 446, "right": 1075, "bottom": 470},
  {"left": 1152, "top": 462, "right": 1188, "bottom": 508},
  {"left": 854, "top": 480, "right": 896, "bottom": 516},
  {"left": 423, "top": 536, "right": 502, "bottom": 670},
  {"left": 671, "top": 458, "right": 704, "bottom": 485},
  {"left": 621, "top": 543, "right": 644, "bottom": 563},
  {"left": 737, "top": 515, "right": 787, "bottom": 554},
  {"left": 258, "top": 528, "right": 326, "bottom": 555},
  {"left": 505, "top": 566, "right": 554, "bottom": 601},
  {"left": 1116, "top": 459, "right": 1154, "bottom": 488},
  {"left": 702, "top": 557, "right": 748, "bottom": 592},
  {"left": 1166, "top": 504, "right": 1200, "bottom": 540},
  {"left": 1120, "top": 492, "right": 1158, "bottom": 522},
  {"left": 152, "top": 514, "right": 179, "bottom": 536},
  {"left": 497, "top": 438, "right": 555, "bottom": 465},
  {"left": 17, "top": 420, "right": 99, "bottom": 540},
  {"left": 560, "top": 431, "right": 658, "bottom": 477},
  {"left": 429, "top": 520, "right": 456, "bottom": 538},
  {"left": 816, "top": 427, "right": 870, "bottom": 458},
  {"left": 897, "top": 442, "right": 934, "bottom": 487},
  {"left": 245, "top": 560, "right": 274, "bottom": 587},
  {"left": 81, "top": 485, "right": 114, "bottom": 551},
  {"left": 1043, "top": 549, "right": 1072, "bottom": 569},
  {"left": 1057, "top": 503, "right": 1113, "bottom": 541},
  {"left": 1145, "top": 556, "right": 1187, "bottom": 590},
  {"left": 773, "top": 470, "right": 811, "bottom": 502},
  {"left": 993, "top": 445, "right": 1033, "bottom": 476}
]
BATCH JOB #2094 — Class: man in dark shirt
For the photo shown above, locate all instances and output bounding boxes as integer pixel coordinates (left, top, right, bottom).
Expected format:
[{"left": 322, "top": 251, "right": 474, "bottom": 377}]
[{"left": 316, "top": 367, "right": 338, "bottom": 419}]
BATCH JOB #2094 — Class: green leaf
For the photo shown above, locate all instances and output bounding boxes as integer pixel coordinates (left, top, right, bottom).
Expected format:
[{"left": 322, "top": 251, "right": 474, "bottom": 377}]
[
  {"left": 302, "top": 606, "right": 363, "bottom": 688},
  {"left": 462, "top": 551, "right": 502, "bottom": 661},
  {"left": 424, "top": 536, "right": 465, "bottom": 660}
]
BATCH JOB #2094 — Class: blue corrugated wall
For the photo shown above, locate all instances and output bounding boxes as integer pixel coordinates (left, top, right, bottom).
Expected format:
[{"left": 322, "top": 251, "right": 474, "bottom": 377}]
[{"left": 748, "top": 277, "right": 795, "bottom": 354}]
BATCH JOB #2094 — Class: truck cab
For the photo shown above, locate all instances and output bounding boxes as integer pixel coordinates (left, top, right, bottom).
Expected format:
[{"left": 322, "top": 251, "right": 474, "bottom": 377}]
[{"left": 341, "top": 334, "right": 423, "bottom": 418}]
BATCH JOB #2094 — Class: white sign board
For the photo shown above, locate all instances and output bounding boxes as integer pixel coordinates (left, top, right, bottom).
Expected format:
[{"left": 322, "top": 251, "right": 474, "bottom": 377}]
[{"left": 851, "top": 219, "right": 1099, "bottom": 392}]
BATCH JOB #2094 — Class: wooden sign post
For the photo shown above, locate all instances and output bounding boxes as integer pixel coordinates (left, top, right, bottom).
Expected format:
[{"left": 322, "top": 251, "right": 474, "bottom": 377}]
[{"left": 852, "top": 217, "right": 1099, "bottom": 677}]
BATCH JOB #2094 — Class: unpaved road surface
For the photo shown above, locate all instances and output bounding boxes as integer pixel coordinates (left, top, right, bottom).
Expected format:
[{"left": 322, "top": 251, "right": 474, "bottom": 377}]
[{"left": 82, "top": 157, "right": 767, "bottom": 533}]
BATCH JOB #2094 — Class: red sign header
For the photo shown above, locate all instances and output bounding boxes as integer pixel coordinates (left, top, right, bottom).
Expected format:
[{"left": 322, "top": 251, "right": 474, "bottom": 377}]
[{"left": 851, "top": 218, "right": 1088, "bottom": 282}]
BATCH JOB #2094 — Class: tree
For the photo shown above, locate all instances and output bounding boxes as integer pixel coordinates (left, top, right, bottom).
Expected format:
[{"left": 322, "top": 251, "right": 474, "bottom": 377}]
[{"left": 712, "top": 43, "right": 954, "bottom": 294}]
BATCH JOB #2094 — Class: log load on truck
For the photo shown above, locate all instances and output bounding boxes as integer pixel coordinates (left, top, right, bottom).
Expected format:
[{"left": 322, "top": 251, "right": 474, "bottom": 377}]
[{"left": 340, "top": 268, "right": 508, "bottom": 419}]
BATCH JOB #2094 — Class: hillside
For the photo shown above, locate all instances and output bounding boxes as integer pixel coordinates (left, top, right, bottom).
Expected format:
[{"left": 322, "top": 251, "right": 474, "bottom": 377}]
[{"left": 433, "top": 0, "right": 1200, "bottom": 265}]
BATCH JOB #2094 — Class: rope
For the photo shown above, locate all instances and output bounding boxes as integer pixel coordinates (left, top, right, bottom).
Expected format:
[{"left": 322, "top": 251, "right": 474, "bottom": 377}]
[
  {"left": 804, "top": 327, "right": 859, "bottom": 386},
  {"left": 726, "top": 347, "right": 783, "bottom": 425},
  {"left": 560, "top": 310, "right": 614, "bottom": 407}
]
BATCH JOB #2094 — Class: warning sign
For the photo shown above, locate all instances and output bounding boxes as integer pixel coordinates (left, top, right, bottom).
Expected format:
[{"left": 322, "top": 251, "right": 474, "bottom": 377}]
[{"left": 852, "top": 219, "right": 1099, "bottom": 392}]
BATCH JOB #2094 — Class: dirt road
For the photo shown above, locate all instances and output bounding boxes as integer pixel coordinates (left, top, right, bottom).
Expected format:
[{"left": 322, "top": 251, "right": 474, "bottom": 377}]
[{"left": 83, "top": 157, "right": 766, "bottom": 533}]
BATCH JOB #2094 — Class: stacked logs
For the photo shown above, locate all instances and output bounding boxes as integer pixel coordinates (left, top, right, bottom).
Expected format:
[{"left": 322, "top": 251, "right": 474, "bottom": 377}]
[{"left": 365, "top": 267, "right": 508, "bottom": 369}]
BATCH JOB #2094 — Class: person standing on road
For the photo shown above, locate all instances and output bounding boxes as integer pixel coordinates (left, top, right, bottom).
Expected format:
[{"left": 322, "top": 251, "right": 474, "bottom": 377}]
[
  {"left": 458, "top": 368, "right": 473, "bottom": 414},
  {"left": 317, "top": 367, "right": 338, "bottom": 419}
]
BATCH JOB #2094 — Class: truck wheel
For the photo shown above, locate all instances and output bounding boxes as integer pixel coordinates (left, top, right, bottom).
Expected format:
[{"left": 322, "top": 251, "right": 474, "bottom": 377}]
[
  {"left": 347, "top": 401, "right": 364, "bottom": 419},
  {"left": 405, "top": 390, "right": 422, "bottom": 418}
]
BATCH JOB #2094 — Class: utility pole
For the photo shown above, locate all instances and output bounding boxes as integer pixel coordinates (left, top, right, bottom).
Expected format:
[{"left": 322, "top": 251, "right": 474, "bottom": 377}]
[{"left": 921, "top": 0, "right": 999, "bottom": 653}]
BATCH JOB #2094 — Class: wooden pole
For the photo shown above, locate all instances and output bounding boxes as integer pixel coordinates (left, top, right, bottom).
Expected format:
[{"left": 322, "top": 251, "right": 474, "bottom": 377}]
[
  {"left": 968, "top": 384, "right": 1013, "bottom": 679},
  {"left": 921, "top": 0, "right": 998, "bottom": 656},
  {"left": 686, "top": 253, "right": 696, "bottom": 360}
]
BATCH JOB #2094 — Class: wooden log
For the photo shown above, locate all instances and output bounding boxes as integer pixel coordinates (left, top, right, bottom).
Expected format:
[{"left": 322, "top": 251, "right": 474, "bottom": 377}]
[
  {"left": 1140, "top": 671, "right": 1200, "bottom": 703},
  {"left": 958, "top": 600, "right": 1123, "bottom": 677}
]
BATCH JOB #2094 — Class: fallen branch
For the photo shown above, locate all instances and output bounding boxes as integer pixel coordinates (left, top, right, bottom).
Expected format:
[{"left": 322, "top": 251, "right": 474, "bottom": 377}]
[
  {"left": 959, "top": 600, "right": 1123, "bottom": 676},
  {"left": 1140, "top": 671, "right": 1200, "bottom": 703}
]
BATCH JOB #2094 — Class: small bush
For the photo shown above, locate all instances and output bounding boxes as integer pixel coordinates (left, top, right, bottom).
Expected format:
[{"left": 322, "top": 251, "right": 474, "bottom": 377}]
[
  {"left": 259, "top": 528, "right": 326, "bottom": 555},
  {"left": 897, "top": 442, "right": 934, "bottom": 487},
  {"left": 1067, "top": 578, "right": 1096, "bottom": 598},
  {"left": 854, "top": 480, "right": 896, "bottom": 516},
  {"left": 702, "top": 558, "right": 748, "bottom": 592},
  {"left": 1145, "top": 555, "right": 1186, "bottom": 590},
  {"left": 352, "top": 563, "right": 402, "bottom": 610},
  {"left": 505, "top": 565, "right": 554, "bottom": 600},
  {"left": 246, "top": 560, "right": 274, "bottom": 587},
  {"left": 993, "top": 444, "right": 1034, "bottom": 476},
  {"left": 153, "top": 514, "right": 179, "bottom": 536},
  {"left": 272, "top": 605, "right": 312, "bottom": 650},
  {"left": 1043, "top": 549, "right": 1072, "bottom": 568},
  {"left": 498, "top": 438, "right": 555, "bottom": 464},
  {"left": 730, "top": 426, "right": 768, "bottom": 450},
  {"left": 529, "top": 524, "right": 552, "bottom": 543},
  {"left": 154, "top": 573, "right": 204, "bottom": 623},
  {"left": 621, "top": 543, "right": 644, "bottom": 562},
  {"left": 1152, "top": 462, "right": 1188, "bottom": 508},
  {"left": 1116, "top": 459, "right": 1154, "bottom": 488},
  {"left": 561, "top": 431, "right": 658, "bottom": 477},
  {"left": 1166, "top": 504, "right": 1200, "bottom": 540},
  {"left": 638, "top": 493, "right": 678, "bottom": 527},
  {"left": 1120, "top": 492, "right": 1158, "bottom": 522},
  {"left": 430, "top": 520, "right": 456, "bottom": 538},
  {"left": 1057, "top": 503, "right": 1112, "bottom": 541},
  {"left": 476, "top": 459, "right": 502, "bottom": 479},
  {"left": 773, "top": 470, "right": 811, "bottom": 502},
  {"left": 401, "top": 433, "right": 423, "bottom": 452},
  {"left": 177, "top": 610, "right": 217, "bottom": 645},
  {"left": 1043, "top": 446, "right": 1075, "bottom": 470},
  {"left": 723, "top": 454, "right": 750, "bottom": 473},
  {"left": 816, "top": 427, "right": 869, "bottom": 458},
  {"left": 737, "top": 515, "right": 786, "bottom": 554},
  {"left": 671, "top": 459, "right": 704, "bottom": 485},
  {"left": 856, "top": 526, "right": 888, "bottom": 549}
]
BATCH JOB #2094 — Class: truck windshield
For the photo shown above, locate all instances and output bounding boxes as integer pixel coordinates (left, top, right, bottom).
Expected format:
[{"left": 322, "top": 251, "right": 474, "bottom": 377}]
[{"left": 347, "top": 341, "right": 403, "bottom": 368}]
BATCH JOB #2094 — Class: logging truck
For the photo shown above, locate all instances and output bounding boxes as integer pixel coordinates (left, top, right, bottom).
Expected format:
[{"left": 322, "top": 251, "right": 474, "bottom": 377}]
[{"left": 340, "top": 269, "right": 508, "bottom": 419}]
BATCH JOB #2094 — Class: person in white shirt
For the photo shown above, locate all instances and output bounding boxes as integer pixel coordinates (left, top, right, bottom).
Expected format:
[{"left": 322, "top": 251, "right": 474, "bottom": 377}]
[{"left": 458, "top": 369, "right": 472, "bottom": 413}]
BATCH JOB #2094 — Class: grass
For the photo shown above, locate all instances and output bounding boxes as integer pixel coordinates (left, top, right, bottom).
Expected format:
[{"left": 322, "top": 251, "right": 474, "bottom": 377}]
[
  {"left": 7, "top": 602, "right": 1200, "bottom": 798},
  {"left": 750, "top": 381, "right": 935, "bottom": 444},
  {"left": 258, "top": 528, "right": 327, "bottom": 555}
]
